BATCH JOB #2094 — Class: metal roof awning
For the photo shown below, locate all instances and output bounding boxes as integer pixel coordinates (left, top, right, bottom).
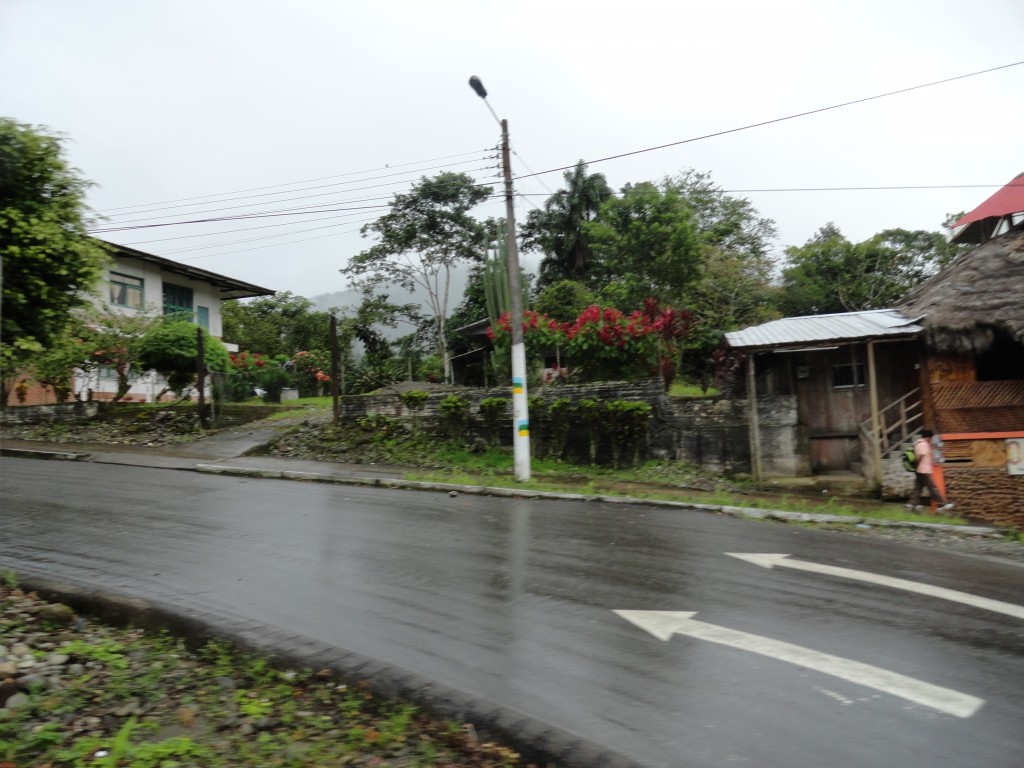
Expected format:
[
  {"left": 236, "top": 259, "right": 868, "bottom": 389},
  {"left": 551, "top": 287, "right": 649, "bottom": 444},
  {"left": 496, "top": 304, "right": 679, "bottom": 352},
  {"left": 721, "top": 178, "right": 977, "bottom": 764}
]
[
  {"left": 103, "top": 240, "right": 276, "bottom": 300},
  {"left": 725, "top": 309, "right": 922, "bottom": 351}
]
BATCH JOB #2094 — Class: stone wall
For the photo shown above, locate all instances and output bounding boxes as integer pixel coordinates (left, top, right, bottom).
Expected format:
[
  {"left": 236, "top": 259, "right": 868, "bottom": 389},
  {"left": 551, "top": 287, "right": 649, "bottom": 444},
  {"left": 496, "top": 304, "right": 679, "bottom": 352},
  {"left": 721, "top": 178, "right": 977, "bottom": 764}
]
[
  {"left": 341, "top": 380, "right": 811, "bottom": 477},
  {"left": 0, "top": 401, "right": 99, "bottom": 425},
  {"left": 663, "top": 396, "right": 751, "bottom": 474}
]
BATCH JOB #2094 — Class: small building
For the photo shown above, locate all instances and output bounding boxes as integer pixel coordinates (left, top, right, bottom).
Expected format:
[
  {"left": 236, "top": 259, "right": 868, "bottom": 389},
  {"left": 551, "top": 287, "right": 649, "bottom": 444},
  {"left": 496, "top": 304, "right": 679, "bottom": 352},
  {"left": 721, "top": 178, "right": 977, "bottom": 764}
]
[
  {"left": 727, "top": 174, "right": 1024, "bottom": 529},
  {"left": 7, "top": 241, "right": 275, "bottom": 406},
  {"left": 724, "top": 309, "right": 923, "bottom": 479}
]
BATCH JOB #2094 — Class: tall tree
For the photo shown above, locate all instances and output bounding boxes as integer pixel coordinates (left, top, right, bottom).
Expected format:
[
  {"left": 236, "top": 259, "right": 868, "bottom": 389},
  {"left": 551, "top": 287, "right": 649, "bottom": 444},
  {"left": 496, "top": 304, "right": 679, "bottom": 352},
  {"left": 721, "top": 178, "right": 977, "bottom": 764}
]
[
  {"left": 520, "top": 161, "right": 612, "bottom": 288},
  {"left": 665, "top": 169, "right": 778, "bottom": 260},
  {"left": 665, "top": 170, "right": 781, "bottom": 378},
  {"left": 779, "top": 224, "right": 964, "bottom": 316},
  {"left": 341, "top": 172, "right": 491, "bottom": 383},
  {"left": 1, "top": 119, "right": 109, "bottom": 399},
  {"left": 585, "top": 181, "right": 702, "bottom": 310}
]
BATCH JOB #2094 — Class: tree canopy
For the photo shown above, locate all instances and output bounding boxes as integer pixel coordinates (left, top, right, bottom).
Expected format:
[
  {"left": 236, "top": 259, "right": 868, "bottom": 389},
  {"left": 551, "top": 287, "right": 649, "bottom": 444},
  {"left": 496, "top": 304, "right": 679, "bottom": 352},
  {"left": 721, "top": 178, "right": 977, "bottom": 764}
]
[
  {"left": 586, "top": 181, "right": 703, "bottom": 309},
  {"left": 137, "top": 318, "right": 230, "bottom": 398},
  {"left": 342, "top": 172, "right": 491, "bottom": 383},
  {"left": 221, "top": 292, "right": 333, "bottom": 357},
  {"left": 779, "top": 224, "right": 965, "bottom": 316},
  {"left": 1, "top": 118, "right": 109, "bottom": 375},
  {"left": 519, "top": 161, "right": 612, "bottom": 288}
]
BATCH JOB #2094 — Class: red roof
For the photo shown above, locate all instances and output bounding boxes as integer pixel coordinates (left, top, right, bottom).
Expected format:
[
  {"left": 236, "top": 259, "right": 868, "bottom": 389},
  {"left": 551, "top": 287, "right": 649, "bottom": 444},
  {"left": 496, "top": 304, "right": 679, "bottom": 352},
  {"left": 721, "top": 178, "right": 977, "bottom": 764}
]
[{"left": 952, "top": 172, "right": 1024, "bottom": 243}]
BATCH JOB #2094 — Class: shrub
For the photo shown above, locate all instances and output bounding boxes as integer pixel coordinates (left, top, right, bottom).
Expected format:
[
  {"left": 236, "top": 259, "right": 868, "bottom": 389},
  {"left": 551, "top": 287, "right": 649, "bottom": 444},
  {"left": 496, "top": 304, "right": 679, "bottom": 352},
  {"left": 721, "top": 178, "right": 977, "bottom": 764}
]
[
  {"left": 546, "top": 397, "right": 573, "bottom": 459},
  {"left": 604, "top": 400, "right": 652, "bottom": 466},
  {"left": 574, "top": 397, "right": 605, "bottom": 464},
  {"left": 437, "top": 394, "right": 470, "bottom": 441},
  {"left": 398, "top": 390, "right": 429, "bottom": 432},
  {"left": 259, "top": 366, "right": 291, "bottom": 403},
  {"left": 478, "top": 397, "right": 510, "bottom": 445}
]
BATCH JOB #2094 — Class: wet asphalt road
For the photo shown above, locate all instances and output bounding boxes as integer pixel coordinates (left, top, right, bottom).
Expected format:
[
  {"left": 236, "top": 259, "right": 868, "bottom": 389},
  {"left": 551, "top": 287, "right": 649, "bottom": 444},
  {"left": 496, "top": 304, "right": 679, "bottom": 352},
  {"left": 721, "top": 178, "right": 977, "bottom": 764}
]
[{"left": 2, "top": 457, "right": 1023, "bottom": 768}]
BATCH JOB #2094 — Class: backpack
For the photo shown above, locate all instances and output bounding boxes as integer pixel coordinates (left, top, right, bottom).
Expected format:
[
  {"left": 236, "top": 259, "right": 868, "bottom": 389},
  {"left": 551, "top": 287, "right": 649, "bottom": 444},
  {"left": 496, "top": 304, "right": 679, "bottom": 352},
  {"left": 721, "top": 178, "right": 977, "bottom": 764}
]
[{"left": 902, "top": 447, "right": 918, "bottom": 472}]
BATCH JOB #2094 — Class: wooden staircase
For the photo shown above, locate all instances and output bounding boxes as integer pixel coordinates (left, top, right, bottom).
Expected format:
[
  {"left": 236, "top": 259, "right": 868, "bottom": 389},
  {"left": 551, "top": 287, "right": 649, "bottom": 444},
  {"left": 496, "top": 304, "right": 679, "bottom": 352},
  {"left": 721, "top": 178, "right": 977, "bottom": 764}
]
[{"left": 858, "top": 388, "right": 922, "bottom": 486}]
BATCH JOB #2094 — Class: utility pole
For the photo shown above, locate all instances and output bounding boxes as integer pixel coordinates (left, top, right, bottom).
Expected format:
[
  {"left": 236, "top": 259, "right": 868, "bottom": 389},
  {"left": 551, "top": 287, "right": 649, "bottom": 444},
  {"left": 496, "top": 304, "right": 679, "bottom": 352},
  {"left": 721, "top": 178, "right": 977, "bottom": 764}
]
[
  {"left": 330, "top": 313, "right": 341, "bottom": 426},
  {"left": 499, "top": 118, "right": 531, "bottom": 481},
  {"left": 470, "top": 76, "right": 530, "bottom": 481},
  {"left": 196, "top": 326, "right": 210, "bottom": 429}
]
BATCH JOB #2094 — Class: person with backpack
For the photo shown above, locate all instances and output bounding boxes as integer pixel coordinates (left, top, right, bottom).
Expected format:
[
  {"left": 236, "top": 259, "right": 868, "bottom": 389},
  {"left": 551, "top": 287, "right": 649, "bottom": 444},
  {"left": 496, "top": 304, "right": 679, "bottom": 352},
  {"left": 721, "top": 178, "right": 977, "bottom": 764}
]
[{"left": 906, "top": 429, "right": 954, "bottom": 512}]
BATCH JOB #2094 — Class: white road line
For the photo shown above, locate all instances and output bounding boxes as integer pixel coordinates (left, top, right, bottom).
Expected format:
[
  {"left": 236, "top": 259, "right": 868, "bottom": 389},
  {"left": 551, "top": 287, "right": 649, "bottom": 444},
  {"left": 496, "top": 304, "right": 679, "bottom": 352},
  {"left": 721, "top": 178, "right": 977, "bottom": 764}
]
[
  {"left": 725, "top": 553, "right": 1024, "bottom": 621},
  {"left": 613, "top": 610, "right": 985, "bottom": 718}
]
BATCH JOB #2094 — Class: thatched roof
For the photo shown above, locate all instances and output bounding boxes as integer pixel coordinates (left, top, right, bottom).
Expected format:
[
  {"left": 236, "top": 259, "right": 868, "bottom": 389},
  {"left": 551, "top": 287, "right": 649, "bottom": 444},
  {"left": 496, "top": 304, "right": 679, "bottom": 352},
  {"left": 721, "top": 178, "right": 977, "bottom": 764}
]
[{"left": 897, "top": 228, "right": 1024, "bottom": 354}]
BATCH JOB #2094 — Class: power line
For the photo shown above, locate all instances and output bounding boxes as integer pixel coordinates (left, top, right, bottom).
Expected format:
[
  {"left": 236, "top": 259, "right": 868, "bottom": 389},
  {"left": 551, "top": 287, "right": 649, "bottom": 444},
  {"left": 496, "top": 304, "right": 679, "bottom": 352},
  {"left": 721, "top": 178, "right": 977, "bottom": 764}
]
[
  {"left": 172, "top": 229, "right": 368, "bottom": 262},
  {"left": 514, "top": 182, "right": 1014, "bottom": 197},
  {"left": 119, "top": 209, "right": 377, "bottom": 246},
  {"left": 514, "top": 60, "right": 1024, "bottom": 181},
  {"left": 91, "top": 192, "right": 507, "bottom": 234},
  {"left": 160, "top": 216, "right": 381, "bottom": 255},
  {"left": 90, "top": 203, "right": 396, "bottom": 233},
  {"left": 95, "top": 165, "right": 496, "bottom": 227},
  {"left": 100, "top": 157, "right": 491, "bottom": 220},
  {"left": 97, "top": 149, "right": 490, "bottom": 214}
]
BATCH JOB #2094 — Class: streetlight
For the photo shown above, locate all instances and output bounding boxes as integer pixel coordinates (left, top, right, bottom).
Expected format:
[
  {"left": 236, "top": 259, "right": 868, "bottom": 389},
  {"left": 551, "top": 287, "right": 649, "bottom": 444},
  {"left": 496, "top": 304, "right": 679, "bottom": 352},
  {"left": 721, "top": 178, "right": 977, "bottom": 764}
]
[{"left": 469, "top": 76, "right": 531, "bottom": 481}]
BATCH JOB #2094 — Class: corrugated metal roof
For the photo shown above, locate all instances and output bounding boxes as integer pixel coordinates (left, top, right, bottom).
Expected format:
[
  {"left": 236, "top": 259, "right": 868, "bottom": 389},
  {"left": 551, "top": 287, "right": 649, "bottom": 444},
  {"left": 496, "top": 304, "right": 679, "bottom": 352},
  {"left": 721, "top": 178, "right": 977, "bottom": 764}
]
[{"left": 725, "top": 309, "right": 922, "bottom": 350}]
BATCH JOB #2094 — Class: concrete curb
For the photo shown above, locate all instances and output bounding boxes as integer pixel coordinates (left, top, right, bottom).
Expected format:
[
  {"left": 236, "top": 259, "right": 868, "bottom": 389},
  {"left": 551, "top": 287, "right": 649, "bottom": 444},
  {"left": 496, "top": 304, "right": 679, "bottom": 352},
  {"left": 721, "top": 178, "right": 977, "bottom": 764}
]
[
  {"left": 14, "top": 571, "right": 641, "bottom": 768},
  {"left": 193, "top": 463, "right": 1004, "bottom": 538},
  {"left": 1, "top": 446, "right": 89, "bottom": 461},
  {"left": 3, "top": 445, "right": 1002, "bottom": 537}
]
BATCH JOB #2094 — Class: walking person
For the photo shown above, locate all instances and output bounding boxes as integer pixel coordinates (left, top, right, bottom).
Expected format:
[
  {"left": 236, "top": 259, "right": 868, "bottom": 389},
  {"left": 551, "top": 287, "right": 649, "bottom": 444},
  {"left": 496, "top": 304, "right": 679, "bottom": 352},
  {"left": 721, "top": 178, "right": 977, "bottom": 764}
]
[{"left": 906, "top": 429, "right": 954, "bottom": 512}]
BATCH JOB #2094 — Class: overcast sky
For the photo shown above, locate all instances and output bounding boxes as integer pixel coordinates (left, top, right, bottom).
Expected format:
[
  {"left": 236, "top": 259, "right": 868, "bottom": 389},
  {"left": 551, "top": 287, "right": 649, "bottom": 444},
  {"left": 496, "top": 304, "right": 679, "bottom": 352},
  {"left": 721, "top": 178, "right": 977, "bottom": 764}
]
[{"left": 3, "top": 0, "right": 1022, "bottom": 306}]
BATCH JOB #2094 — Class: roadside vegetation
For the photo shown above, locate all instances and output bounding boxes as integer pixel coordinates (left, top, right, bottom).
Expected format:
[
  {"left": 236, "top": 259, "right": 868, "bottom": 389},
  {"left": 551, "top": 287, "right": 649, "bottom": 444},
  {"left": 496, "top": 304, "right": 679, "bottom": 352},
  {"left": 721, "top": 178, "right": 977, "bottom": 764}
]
[{"left": 0, "top": 578, "right": 542, "bottom": 768}]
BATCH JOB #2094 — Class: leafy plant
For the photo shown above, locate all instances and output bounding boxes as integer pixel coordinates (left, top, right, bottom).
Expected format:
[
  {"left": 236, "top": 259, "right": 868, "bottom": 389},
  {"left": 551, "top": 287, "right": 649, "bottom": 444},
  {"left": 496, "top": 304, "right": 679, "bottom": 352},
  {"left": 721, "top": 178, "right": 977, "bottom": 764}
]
[
  {"left": 136, "top": 319, "right": 231, "bottom": 399},
  {"left": 62, "top": 638, "right": 130, "bottom": 670},
  {"left": 398, "top": 389, "right": 429, "bottom": 432},
  {"left": 235, "top": 689, "right": 274, "bottom": 718},
  {"left": 604, "top": 400, "right": 652, "bottom": 466},
  {"left": 546, "top": 397, "right": 573, "bottom": 460},
  {"left": 478, "top": 397, "right": 510, "bottom": 445},
  {"left": 574, "top": 397, "right": 605, "bottom": 464},
  {"left": 437, "top": 394, "right": 470, "bottom": 441},
  {"left": 357, "top": 413, "right": 406, "bottom": 443}
]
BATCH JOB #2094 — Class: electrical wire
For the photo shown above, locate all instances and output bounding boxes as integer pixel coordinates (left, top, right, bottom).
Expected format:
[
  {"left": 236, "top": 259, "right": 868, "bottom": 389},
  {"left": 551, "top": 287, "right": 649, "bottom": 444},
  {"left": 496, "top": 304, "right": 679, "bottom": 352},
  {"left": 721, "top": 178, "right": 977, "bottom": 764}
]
[
  {"left": 99, "top": 157, "right": 491, "bottom": 220},
  {"left": 512, "top": 182, "right": 1014, "bottom": 198},
  {"left": 97, "top": 149, "right": 490, "bottom": 214},
  {"left": 93, "top": 165, "right": 496, "bottom": 227},
  {"left": 513, "top": 60, "right": 1024, "bottom": 182}
]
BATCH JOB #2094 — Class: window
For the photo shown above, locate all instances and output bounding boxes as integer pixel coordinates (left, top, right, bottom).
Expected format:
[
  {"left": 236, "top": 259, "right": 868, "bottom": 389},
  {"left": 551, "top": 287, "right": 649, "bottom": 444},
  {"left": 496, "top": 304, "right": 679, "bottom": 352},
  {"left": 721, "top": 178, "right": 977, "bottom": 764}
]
[
  {"left": 109, "top": 272, "right": 144, "bottom": 309},
  {"left": 832, "top": 362, "right": 866, "bottom": 389},
  {"left": 196, "top": 305, "right": 210, "bottom": 330},
  {"left": 163, "top": 284, "right": 194, "bottom": 318}
]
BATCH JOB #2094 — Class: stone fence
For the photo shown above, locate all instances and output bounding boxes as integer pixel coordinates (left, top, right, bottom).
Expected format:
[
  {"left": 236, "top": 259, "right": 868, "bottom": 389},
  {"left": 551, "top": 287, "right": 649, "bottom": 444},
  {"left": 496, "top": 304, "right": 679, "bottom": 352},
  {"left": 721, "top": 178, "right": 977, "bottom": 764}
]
[{"left": 341, "top": 379, "right": 804, "bottom": 477}]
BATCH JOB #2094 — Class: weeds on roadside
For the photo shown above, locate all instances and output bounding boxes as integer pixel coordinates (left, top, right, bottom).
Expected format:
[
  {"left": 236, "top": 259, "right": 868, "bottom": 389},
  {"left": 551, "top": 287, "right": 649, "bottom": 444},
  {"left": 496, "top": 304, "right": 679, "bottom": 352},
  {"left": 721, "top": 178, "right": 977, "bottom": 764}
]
[{"left": 1, "top": 585, "right": 537, "bottom": 767}]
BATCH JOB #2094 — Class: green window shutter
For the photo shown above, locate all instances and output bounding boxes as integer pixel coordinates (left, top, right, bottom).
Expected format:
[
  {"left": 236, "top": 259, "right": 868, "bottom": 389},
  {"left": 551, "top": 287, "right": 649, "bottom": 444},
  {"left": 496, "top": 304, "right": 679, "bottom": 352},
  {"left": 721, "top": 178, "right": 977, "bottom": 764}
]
[{"left": 163, "top": 284, "right": 194, "bottom": 319}]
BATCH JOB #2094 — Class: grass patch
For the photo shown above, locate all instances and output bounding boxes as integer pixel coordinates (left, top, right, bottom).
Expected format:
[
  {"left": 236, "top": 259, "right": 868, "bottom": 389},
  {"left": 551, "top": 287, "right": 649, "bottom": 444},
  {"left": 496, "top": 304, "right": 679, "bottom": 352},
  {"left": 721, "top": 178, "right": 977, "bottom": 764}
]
[{"left": 669, "top": 382, "right": 720, "bottom": 397}]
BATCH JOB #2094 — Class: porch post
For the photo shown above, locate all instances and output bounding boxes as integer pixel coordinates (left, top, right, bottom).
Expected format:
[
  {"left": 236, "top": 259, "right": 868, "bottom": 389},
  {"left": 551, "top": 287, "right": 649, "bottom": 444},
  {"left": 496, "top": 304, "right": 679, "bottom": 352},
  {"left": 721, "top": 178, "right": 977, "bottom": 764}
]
[
  {"left": 867, "top": 340, "right": 882, "bottom": 487},
  {"left": 746, "top": 352, "right": 763, "bottom": 481}
]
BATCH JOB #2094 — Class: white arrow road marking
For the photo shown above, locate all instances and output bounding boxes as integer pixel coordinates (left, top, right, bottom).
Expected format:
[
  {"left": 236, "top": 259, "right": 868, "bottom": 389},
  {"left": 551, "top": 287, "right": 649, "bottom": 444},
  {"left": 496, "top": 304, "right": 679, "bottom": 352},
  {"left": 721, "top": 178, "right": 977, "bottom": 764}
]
[
  {"left": 613, "top": 610, "right": 984, "bottom": 718},
  {"left": 726, "top": 553, "right": 1024, "bottom": 621}
]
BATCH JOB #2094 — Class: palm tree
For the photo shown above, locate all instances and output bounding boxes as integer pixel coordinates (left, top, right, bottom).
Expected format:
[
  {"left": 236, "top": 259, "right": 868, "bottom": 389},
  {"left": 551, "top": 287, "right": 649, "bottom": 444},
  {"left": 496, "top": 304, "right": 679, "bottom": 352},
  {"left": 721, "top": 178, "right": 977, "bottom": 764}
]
[{"left": 520, "top": 161, "right": 612, "bottom": 288}]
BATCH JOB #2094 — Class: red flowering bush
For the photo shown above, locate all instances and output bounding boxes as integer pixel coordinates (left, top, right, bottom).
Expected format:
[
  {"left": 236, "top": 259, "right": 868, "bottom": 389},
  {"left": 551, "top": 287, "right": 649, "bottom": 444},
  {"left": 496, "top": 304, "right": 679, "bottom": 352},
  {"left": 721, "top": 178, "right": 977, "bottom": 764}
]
[
  {"left": 291, "top": 349, "right": 333, "bottom": 396},
  {"left": 487, "top": 300, "right": 691, "bottom": 384}
]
